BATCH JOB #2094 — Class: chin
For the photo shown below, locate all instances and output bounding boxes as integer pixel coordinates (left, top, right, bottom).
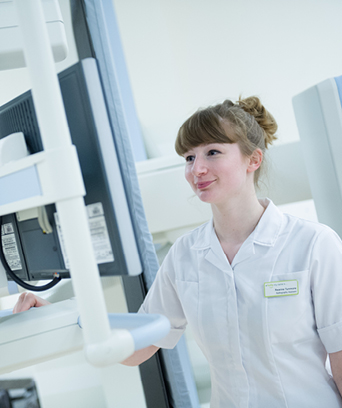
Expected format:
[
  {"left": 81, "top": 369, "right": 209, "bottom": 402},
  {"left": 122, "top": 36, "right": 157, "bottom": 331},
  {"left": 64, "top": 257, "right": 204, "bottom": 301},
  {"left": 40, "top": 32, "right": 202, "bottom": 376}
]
[{"left": 196, "top": 191, "right": 217, "bottom": 204}]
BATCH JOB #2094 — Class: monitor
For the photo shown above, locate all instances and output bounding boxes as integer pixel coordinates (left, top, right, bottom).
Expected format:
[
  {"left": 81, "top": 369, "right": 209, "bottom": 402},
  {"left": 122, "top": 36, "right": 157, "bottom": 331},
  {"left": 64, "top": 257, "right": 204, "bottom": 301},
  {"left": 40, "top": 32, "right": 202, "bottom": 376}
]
[{"left": 0, "top": 57, "right": 142, "bottom": 282}]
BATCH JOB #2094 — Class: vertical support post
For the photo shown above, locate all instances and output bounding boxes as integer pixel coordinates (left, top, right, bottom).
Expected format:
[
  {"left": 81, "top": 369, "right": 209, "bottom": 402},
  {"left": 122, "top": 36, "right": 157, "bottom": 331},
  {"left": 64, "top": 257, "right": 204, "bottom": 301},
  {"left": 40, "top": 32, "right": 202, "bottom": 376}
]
[
  {"left": 13, "top": 0, "right": 111, "bottom": 345},
  {"left": 13, "top": 0, "right": 70, "bottom": 151}
]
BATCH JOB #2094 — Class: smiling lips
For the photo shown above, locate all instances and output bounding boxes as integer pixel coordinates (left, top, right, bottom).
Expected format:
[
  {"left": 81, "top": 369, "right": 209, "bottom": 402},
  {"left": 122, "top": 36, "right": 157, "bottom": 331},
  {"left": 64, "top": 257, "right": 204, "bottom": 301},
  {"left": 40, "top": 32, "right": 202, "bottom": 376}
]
[{"left": 197, "top": 180, "right": 215, "bottom": 189}]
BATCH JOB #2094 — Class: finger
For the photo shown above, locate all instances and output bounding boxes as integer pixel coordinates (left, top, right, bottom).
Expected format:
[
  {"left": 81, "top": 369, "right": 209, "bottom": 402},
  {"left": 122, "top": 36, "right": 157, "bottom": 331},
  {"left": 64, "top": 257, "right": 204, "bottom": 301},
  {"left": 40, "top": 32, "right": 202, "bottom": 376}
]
[
  {"left": 34, "top": 296, "right": 50, "bottom": 308},
  {"left": 13, "top": 292, "right": 49, "bottom": 314},
  {"left": 13, "top": 292, "right": 36, "bottom": 313},
  {"left": 13, "top": 292, "right": 28, "bottom": 314}
]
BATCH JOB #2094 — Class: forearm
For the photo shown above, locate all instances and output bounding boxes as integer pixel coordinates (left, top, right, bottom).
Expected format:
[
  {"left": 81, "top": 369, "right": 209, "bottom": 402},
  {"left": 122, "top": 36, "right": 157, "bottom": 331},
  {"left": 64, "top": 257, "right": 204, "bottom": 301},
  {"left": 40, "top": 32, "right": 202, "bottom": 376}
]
[
  {"left": 121, "top": 345, "right": 160, "bottom": 366},
  {"left": 329, "top": 351, "right": 342, "bottom": 396}
]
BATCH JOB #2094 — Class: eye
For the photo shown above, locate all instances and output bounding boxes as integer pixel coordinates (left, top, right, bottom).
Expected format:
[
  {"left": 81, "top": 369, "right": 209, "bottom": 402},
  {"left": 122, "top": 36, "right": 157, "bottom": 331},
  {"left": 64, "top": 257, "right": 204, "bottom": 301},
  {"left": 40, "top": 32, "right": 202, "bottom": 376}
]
[
  {"left": 185, "top": 155, "right": 195, "bottom": 162},
  {"left": 207, "top": 149, "right": 220, "bottom": 156}
]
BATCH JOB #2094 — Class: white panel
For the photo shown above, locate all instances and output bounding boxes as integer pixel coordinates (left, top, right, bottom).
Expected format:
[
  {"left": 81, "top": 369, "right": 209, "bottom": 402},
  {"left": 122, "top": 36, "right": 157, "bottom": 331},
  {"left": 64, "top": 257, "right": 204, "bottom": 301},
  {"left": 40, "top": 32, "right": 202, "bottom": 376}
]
[
  {"left": 0, "top": 166, "right": 41, "bottom": 205},
  {"left": 137, "top": 159, "right": 212, "bottom": 235},
  {"left": 317, "top": 79, "right": 342, "bottom": 195},
  {"left": 293, "top": 78, "right": 342, "bottom": 237},
  {"left": 81, "top": 58, "right": 142, "bottom": 276}
]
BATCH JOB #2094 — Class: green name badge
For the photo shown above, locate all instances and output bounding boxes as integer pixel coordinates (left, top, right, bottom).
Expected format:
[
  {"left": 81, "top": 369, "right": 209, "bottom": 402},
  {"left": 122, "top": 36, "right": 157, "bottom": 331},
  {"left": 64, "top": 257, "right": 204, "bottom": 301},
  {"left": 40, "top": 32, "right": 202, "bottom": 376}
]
[{"left": 264, "top": 280, "right": 299, "bottom": 298}]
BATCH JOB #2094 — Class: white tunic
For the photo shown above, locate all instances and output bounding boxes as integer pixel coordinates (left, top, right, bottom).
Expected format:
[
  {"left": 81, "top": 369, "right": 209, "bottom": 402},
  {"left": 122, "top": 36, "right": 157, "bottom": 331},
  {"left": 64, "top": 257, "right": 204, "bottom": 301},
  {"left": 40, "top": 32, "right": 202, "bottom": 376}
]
[{"left": 140, "top": 199, "right": 342, "bottom": 407}]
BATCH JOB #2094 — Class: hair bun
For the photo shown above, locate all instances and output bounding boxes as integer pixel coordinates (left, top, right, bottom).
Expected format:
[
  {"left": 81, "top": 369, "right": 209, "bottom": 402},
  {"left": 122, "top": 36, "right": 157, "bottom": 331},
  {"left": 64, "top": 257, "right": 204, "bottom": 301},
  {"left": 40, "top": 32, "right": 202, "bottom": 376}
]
[{"left": 237, "top": 96, "right": 277, "bottom": 148}]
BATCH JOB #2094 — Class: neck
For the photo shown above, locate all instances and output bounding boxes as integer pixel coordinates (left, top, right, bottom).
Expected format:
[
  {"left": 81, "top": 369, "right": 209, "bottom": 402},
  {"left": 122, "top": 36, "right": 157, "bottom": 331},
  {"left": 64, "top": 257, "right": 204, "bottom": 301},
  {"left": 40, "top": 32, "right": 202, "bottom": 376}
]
[{"left": 211, "top": 192, "right": 265, "bottom": 246}]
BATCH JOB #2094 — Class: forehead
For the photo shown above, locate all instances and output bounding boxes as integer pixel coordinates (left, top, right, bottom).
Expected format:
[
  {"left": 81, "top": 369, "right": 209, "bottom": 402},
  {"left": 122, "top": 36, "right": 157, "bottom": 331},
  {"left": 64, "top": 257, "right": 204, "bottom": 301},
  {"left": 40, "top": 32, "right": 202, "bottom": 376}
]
[{"left": 183, "top": 142, "right": 235, "bottom": 154}]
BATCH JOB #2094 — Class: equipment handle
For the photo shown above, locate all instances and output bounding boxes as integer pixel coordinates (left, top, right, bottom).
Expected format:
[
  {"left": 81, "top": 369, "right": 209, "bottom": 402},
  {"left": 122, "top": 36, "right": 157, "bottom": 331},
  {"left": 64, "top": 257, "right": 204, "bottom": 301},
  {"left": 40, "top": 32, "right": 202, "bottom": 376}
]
[{"left": 79, "top": 313, "right": 170, "bottom": 351}]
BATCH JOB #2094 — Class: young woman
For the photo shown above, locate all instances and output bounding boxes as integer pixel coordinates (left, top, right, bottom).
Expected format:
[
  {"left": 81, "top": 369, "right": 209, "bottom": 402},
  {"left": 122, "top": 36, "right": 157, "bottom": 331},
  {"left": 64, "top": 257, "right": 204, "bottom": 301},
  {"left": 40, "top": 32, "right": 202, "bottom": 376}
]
[
  {"left": 122, "top": 97, "right": 342, "bottom": 407},
  {"left": 14, "top": 97, "right": 342, "bottom": 407}
]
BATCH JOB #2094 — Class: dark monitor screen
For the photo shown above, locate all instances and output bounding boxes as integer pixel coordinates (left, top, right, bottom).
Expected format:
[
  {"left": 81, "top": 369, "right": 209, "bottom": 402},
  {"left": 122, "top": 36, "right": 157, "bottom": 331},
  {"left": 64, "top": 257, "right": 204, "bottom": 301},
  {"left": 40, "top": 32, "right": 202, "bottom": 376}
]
[{"left": 0, "top": 58, "right": 142, "bottom": 282}]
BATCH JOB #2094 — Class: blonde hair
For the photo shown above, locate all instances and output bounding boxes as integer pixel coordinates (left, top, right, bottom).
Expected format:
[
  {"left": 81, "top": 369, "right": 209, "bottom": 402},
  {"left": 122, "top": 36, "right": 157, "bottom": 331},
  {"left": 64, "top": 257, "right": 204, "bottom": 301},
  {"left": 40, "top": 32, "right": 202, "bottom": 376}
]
[{"left": 175, "top": 96, "right": 278, "bottom": 187}]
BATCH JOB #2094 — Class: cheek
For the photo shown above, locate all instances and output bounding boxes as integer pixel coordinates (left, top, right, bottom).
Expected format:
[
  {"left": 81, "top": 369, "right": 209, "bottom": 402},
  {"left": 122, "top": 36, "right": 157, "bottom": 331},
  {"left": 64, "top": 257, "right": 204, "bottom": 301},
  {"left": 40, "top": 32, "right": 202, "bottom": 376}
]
[
  {"left": 220, "top": 163, "right": 247, "bottom": 187},
  {"left": 184, "top": 167, "right": 193, "bottom": 184}
]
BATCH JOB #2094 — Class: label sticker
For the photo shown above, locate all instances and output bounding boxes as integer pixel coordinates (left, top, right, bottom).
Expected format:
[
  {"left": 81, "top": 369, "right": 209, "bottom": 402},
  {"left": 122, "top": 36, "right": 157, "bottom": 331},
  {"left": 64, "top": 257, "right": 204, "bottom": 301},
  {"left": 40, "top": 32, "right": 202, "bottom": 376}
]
[
  {"left": 1, "top": 223, "right": 22, "bottom": 271},
  {"left": 86, "top": 203, "right": 114, "bottom": 265},
  {"left": 54, "top": 214, "right": 69, "bottom": 268},
  {"left": 264, "top": 280, "right": 299, "bottom": 298},
  {"left": 54, "top": 202, "right": 114, "bottom": 269}
]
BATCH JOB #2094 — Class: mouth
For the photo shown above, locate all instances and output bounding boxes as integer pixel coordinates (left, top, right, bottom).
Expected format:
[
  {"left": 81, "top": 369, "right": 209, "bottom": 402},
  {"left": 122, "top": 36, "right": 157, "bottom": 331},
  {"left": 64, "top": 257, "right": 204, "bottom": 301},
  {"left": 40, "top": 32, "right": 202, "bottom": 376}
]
[{"left": 197, "top": 180, "right": 215, "bottom": 189}]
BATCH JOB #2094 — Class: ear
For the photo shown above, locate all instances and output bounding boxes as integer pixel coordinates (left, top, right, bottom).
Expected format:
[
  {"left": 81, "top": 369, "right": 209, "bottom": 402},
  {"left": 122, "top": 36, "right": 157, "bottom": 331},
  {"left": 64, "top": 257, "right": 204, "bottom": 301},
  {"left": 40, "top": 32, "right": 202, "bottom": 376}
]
[{"left": 247, "top": 148, "right": 263, "bottom": 173}]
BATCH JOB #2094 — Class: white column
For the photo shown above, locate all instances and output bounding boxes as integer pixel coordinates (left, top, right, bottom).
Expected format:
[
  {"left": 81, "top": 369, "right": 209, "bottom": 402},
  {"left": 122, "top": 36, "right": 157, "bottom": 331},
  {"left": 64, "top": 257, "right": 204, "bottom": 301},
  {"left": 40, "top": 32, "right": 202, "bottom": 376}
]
[
  {"left": 13, "top": 0, "right": 70, "bottom": 151},
  {"left": 13, "top": 0, "right": 111, "bottom": 345}
]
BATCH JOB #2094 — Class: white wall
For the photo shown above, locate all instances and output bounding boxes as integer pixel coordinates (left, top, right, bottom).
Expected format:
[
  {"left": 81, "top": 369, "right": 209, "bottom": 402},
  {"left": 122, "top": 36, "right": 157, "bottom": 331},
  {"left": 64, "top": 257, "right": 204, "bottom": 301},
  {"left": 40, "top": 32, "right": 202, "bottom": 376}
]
[
  {"left": 113, "top": 0, "right": 342, "bottom": 157},
  {"left": 3, "top": 1, "right": 342, "bottom": 158}
]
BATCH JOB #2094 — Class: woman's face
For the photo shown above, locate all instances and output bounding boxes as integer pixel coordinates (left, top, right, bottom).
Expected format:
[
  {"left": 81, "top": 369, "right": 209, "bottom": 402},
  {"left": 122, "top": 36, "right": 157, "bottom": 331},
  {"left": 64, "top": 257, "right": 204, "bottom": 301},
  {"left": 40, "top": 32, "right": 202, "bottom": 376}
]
[{"left": 184, "top": 143, "right": 254, "bottom": 205}]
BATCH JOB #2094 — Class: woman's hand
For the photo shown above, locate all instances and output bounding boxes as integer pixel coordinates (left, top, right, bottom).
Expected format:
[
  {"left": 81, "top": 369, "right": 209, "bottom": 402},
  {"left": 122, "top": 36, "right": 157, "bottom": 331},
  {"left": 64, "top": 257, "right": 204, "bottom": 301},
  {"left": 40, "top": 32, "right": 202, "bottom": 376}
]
[
  {"left": 330, "top": 351, "right": 342, "bottom": 397},
  {"left": 13, "top": 292, "right": 51, "bottom": 314},
  {"left": 121, "top": 345, "right": 160, "bottom": 366}
]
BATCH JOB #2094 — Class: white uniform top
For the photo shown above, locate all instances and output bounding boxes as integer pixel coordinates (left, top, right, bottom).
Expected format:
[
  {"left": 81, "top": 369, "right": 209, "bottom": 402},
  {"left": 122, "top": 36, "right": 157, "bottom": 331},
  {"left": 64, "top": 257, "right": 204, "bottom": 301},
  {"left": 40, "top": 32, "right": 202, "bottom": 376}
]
[{"left": 139, "top": 199, "right": 342, "bottom": 408}]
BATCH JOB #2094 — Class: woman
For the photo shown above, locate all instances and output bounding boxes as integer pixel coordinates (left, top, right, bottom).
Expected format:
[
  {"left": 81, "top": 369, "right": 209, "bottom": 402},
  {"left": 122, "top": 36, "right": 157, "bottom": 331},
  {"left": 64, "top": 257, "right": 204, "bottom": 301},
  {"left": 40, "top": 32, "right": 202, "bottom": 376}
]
[
  {"left": 123, "top": 97, "right": 342, "bottom": 407},
  {"left": 15, "top": 97, "right": 342, "bottom": 407}
]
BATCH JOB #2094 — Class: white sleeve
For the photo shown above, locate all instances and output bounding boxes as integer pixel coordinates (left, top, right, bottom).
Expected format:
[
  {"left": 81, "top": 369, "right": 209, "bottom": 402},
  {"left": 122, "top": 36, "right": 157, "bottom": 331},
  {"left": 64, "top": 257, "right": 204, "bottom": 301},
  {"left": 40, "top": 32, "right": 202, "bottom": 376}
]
[
  {"left": 138, "top": 245, "right": 187, "bottom": 349},
  {"left": 311, "top": 228, "right": 342, "bottom": 353}
]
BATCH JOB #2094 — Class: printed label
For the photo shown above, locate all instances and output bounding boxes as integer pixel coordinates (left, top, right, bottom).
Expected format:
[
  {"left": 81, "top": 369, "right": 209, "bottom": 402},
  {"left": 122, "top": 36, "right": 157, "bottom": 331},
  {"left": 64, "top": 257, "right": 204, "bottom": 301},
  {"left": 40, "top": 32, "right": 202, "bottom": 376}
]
[
  {"left": 54, "top": 202, "right": 114, "bottom": 269},
  {"left": 1, "top": 223, "right": 22, "bottom": 271},
  {"left": 87, "top": 203, "right": 114, "bottom": 264},
  {"left": 264, "top": 280, "right": 299, "bottom": 298}
]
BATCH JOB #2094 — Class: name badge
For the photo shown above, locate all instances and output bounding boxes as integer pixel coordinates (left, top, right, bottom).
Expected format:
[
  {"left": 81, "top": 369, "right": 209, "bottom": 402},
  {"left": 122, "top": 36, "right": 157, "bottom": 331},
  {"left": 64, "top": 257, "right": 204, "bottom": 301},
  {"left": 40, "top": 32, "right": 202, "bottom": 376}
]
[{"left": 264, "top": 280, "right": 299, "bottom": 298}]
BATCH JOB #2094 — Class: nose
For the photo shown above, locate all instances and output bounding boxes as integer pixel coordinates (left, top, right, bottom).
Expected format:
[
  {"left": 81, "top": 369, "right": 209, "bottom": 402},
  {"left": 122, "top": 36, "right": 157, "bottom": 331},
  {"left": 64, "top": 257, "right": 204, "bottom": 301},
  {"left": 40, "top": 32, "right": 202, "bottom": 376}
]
[{"left": 191, "top": 156, "right": 207, "bottom": 177}]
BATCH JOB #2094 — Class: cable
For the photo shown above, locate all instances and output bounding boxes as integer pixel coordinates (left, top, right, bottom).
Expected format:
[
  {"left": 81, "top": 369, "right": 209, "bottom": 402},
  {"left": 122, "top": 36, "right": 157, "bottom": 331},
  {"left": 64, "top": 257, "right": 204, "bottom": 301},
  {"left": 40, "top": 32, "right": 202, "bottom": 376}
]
[{"left": 0, "top": 216, "right": 62, "bottom": 292}]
